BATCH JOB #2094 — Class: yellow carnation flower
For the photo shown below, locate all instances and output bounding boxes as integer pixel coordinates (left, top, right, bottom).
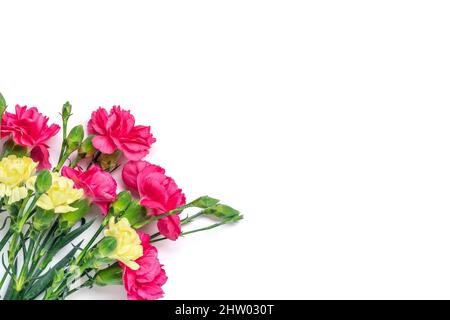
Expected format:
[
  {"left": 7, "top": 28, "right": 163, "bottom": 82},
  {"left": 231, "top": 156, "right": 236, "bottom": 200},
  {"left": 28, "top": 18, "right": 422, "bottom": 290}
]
[
  {"left": 104, "top": 218, "right": 143, "bottom": 270},
  {"left": 33, "top": 173, "right": 84, "bottom": 213},
  {"left": 0, "top": 155, "right": 37, "bottom": 204}
]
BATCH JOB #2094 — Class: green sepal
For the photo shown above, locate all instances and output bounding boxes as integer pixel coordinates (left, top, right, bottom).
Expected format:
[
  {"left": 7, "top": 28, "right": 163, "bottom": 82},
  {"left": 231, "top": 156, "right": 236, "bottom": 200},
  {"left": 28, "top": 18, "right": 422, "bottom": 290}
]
[
  {"left": 33, "top": 207, "right": 58, "bottom": 232},
  {"left": 35, "top": 170, "right": 52, "bottom": 194},
  {"left": 59, "top": 199, "right": 91, "bottom": 230},
  {"left": 122, "top": 200, "right": 149, "bottom": 228},
  {"left": 1, "top": 139, "right": 29, "bottom": 158},
  {"left": 98, "top": 150, "right": 121, "bottom": 172},
  {"left": 95, "top": 236, "right": 117, "bottom": 257},
  {"left": 78, "top": 135, "right": 96, "bottom": 159},
  {"left": 66, "top": 125, "right": 84, "bottom": 152},
  {"left": 94, "top": 263, "right": 123, "bottom": 286},
  {"left": 61, "top": 101, "right": 72, "bottom": 120},
  {"left": 110, "top": 191, "right": 132, "bottom": 217}
]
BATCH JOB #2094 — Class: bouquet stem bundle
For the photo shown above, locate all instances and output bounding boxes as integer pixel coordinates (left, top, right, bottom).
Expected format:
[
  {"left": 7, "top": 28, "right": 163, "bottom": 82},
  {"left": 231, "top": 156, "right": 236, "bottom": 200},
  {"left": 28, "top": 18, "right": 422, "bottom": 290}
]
[{"left": 0, "top": 93, "right": 242, "bottom": 300}]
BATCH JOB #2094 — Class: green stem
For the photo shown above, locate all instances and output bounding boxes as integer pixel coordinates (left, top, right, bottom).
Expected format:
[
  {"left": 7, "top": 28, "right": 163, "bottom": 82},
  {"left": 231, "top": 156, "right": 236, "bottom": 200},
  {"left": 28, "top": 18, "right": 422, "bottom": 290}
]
[
  {"left": 44, "top": 216, "right": 111, "bottom": 300},
  {"left": 75, "top": 216, "right": 109, "bottom": 265},
  {"left": 150, "top": 211, "right": 204, "bottom": 239},
  {"left": 15, "top": 237, "right": 35, "bottom": 293},
  {"left": 25, "top": 231, "right": 47, "bottom": 283},
  {"left": 152, "top": 220, "right": 232, "bottom": 243},
  {"left": 54, "top": 152, "right": 71, "bottom": 172},
  {"left": 8, "top": 196, "right": 38, "bottom": 263},
  {"left": 147, "top": 205, "right": 190, "bottom": 224}
]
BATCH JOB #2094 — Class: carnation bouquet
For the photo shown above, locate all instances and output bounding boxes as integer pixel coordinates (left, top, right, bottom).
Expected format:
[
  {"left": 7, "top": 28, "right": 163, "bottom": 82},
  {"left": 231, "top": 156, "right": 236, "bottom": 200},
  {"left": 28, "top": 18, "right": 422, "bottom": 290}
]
[{"left": 0, "top": 92, "right": 242, "bottom": 300}]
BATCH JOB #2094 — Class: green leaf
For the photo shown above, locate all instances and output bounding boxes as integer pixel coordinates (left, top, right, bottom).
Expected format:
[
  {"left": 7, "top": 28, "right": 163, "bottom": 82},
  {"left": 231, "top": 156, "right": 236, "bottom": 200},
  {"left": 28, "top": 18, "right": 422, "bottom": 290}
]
[
  {"left": 40, "top": 218, "right": 95, "bottom": 269},
  {"left": 23, "top": 243, "right": 82, "bottom": 300},
  {"left": 0, "top": 229, "right": 12, "bottom": 252}
]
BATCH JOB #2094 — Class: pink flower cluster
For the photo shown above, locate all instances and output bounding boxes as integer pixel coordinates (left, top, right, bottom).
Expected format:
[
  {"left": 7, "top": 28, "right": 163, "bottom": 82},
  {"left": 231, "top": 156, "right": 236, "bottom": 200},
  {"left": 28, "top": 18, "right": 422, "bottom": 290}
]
[
  {"left": 1, "top": 104, "right": 185, "bottom": 300},
  {"left": 122, "top": 233, "right": 168, "bottom": 300},
  {"left": 88, "top": 106, "right": 155, "bottom": 161},
  {"left": 123, "top": 161, "right": 186, "bottom": 240},
  {"left": 61, "top": 165, "right": 117, "bottom": 215},
  {"left": 1, "top": 105, "right": 60, "bottom": 169}
]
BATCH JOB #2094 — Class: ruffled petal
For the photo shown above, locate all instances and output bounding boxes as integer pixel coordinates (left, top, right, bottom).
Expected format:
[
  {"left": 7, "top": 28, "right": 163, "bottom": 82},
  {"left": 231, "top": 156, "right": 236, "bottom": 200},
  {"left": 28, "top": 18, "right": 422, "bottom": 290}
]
[
  {"left": 30, "top": 144, "right": 52, "bottom": 169},
  {"left": 92, "top": 135, "right": 117, "bottom": 154}
]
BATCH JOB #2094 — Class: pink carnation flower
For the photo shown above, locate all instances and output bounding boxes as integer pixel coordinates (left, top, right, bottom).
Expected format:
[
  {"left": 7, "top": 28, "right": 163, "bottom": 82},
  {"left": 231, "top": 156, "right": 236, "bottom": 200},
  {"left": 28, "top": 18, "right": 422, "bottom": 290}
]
[
  {"left": 62, "top": 165, "right": 117, "bottom": 214},
  {"left": 123, "top": 160, "right": 186, "bottom": 240},
  {"left": 87, "top": 106, "right": 156, "bottom": 161},
  {"left": 1, "top": 105, "right": 60, "bottom": 169},
  {"left": 122, "top": 233, "right": 168, "bottom": 300}
]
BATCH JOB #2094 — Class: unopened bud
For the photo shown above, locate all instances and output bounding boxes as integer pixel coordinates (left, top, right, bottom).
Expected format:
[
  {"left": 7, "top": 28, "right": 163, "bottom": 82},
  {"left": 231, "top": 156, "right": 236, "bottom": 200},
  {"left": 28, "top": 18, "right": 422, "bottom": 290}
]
[
  {"left": 122, "top": 200, "right": 148, "bottom": 228},
  {"left": 189, "top": 196, "right": 220, "bottom": 209},
  {"left": 33, "top": 208, "right": 57, "bottom": 232},
  {"left": 35, "top": 170, "right": 52, "bottom": 194},
  {"left": 94, "top": 263, "right": 123, "bottom": 286},
  {"left": 110, "top": 191, "right": 132, "bottom": 216},
  {"left": 95, "top": 236, "right": 117, "bottom": 258},
  {"left": 66, "top": 125, "right": 84, "bottom": 152},
  {"left": 62, "top": 101, "right": 72, "bottom": 120},
  {"left": 202, "top": 204, "right": 242, "bottom": 220},
  {"left": 78, "top": 135, "right": 96, "bottom": 159}
]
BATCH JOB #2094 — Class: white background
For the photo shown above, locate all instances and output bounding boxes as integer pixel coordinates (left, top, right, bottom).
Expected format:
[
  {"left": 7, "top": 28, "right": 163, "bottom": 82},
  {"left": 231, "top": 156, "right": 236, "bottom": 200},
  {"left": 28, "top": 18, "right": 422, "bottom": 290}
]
[{"left": 1, "top": 0, "right": 450, "bottom": 299}]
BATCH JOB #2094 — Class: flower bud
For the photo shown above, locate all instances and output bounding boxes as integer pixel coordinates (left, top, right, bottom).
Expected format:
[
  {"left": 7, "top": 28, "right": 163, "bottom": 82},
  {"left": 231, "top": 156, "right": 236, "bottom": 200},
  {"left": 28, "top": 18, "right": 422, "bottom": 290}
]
[
  {"left": 0, "top": 92, "right": 6, "bottom": 115},
  {"left": 35, "top": 170, "right": 52, "bottom": 194},
  {"left": 110, "top": 191, "right": 132, "bottom": 216},
  {"left": 189, "top": 196, "right": 220, "bottom": 209},
  {"left": 121, "top": 200, "right": 148, "bottom": 228},
  {"left": 90, "top": 236, "right": 118, "bottom": 268},
  {"left": 96, "top": 236, "right": 118, "bottom": 257},
  {"left": 59, "top": 198, "right": 91, "bottom": 230},
  {"left": 94, "top": 263, "right": 123, "bottom": 286},
  {"left": 62, "top": 101, "right": 72, "bottom": 120},
  {"left": 78, "top": 135, "right": 96, "bottom": 159},
  {"left": 66, "top": 125, "right": 84, "bottom": 153},
  {"left": 202, "top": 204, "right": 242, "bottom": 221},
  {"left": 33, "top": 207, "right": 57, "bottom": 232}
]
